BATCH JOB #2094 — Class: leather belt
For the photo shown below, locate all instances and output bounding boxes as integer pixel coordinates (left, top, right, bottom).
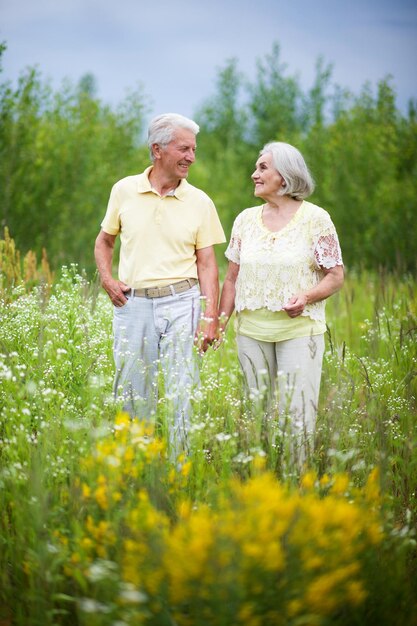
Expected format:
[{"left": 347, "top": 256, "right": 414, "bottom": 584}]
[{"left": 129, "top": 278, "right": 198, "bottom": 299}]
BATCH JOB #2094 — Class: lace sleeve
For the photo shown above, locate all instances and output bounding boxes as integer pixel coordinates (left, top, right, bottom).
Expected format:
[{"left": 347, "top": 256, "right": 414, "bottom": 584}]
[{"left": 314, "top": 232, "right": 343, "bottom": 269}]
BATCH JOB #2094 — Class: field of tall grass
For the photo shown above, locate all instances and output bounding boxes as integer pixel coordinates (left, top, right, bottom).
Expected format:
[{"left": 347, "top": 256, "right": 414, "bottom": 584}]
[{"left": 1, "top": 260, "right": 416, "bottom": 625}]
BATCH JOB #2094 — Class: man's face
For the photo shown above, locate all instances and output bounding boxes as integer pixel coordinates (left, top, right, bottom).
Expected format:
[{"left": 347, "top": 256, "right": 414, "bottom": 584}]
[{"left": 155, "top": 128, "right": 196, "bottom": 180}]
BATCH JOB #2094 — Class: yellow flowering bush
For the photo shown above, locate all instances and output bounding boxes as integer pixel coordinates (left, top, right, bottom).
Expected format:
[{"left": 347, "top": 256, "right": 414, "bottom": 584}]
[
  {"left": 68, "top": 421, "right": 388, "bottom": 625},
  {"left": 68, "top": 413, "right": 168, "bottom": 573},
  {"left": 161, "top": 471, "right": 383, "bottom": 626}
]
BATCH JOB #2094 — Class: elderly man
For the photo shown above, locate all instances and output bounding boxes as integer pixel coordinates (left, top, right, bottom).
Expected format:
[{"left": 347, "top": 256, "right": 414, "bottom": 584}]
[{"left": 95, "top": 113, "right": 225, "bottom": 458}]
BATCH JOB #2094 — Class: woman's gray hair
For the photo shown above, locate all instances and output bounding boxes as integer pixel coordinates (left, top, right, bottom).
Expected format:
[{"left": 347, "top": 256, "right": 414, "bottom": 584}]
[
  {"left": 260, "top": 141, "right": 315, "bottom": 200},
  {"left": 148, "top": 113, "right": 200, "bottom": 161}
]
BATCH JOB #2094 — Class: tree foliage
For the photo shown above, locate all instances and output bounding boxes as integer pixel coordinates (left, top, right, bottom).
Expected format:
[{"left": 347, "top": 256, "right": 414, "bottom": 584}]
[
  {"left": 303, "top": 79, "right": 417, "bottom": 271},
  {"left": 0, "top": 44, "right": 149, "bottom": 272},
  {"left": 1, "top": 42, "right": 416, "bottom": 273},
  {"left": 193, "top": 59, "right": 253, "bottom": 238}
]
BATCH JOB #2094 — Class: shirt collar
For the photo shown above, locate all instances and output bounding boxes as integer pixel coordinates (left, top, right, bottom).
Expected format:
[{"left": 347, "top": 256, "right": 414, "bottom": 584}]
[{"left": 136, "top": 166, "right": 189, "bottom": 200}]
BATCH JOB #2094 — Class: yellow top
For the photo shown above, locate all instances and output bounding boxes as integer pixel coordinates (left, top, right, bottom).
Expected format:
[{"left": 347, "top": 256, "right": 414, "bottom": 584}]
[
  {"left": 101, "top": 166, "right": 226, "bottom": 288},
  {"left": 236, "top": 308, "right": 326, "bottom": 342}
]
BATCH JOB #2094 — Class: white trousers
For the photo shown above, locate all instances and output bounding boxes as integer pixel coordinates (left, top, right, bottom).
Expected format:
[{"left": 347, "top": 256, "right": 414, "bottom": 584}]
[{"left": 237, "top": 333, "right": 325, "bottom": 462}]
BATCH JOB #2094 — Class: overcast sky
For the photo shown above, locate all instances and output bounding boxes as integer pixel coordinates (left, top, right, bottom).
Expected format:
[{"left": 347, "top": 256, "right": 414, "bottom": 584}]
[{"left": 1, "top": 0, "right": 416, "bottom": 123}]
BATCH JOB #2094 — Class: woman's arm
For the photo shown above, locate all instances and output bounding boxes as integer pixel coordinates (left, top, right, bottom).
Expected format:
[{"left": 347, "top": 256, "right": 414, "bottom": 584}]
[
  {"left": 218, "top": 261, "right": 240, "bottom": 331},
  {"left": 283, "top": 264, "right": 344, "bottom": 318}
]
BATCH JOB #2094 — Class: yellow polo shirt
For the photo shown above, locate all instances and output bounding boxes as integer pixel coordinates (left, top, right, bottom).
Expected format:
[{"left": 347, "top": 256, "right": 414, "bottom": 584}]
[{"left": 101, "top": 166, "right": 226, "bottom": 288}]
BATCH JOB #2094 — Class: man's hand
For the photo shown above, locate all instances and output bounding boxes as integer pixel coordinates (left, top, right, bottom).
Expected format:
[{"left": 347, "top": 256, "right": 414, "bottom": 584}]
[
  {"left": 195, "top": 315, "right": 218, "bottom": 354},
  {"left": 102, "top": 277, "right": 130, "bottom": 307},
  {"left": 95, "top": 230, "right": 130, "bottom": 306}
]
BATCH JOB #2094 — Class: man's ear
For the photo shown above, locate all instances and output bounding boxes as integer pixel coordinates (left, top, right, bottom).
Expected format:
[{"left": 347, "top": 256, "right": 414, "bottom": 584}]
[{"left": 152, "top": 143, "right": 161, "bottom": 160}]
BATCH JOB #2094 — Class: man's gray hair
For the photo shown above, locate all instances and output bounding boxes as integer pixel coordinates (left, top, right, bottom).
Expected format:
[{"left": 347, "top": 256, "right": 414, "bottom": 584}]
[
  {"left": 260, "top": 141, "right": 315, "bottom": 200},
  {"left": 148, "top": 113, "right": 200, "bottom": 161}
]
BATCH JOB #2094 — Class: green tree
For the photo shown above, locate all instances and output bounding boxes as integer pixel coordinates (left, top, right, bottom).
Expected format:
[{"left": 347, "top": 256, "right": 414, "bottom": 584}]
[
  {"left": 311, "top": 79, "right": 417, "bottom": 271},
  {"left": 2, "top": 42, "right": 416, "bottom": 274},
  {"left": 300, "top": 57, "right": 334, "bottom": 213},
  {"left": 0, "top": 45, "right": 150, "bottom": 273},
  {"left": 193, "top": 59, "right": 254, "bottom": 240},
  {"left": 247, "top": 42, "right": 305, "bottom": 147}
]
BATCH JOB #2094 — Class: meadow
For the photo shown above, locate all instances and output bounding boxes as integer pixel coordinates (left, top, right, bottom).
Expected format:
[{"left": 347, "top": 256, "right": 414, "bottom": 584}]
[
  {"left": 0, "top": 259, "right": 416, "bottom": 625},
  {"left": 2, "top": 38, "right": 417, "bottom": 625}
]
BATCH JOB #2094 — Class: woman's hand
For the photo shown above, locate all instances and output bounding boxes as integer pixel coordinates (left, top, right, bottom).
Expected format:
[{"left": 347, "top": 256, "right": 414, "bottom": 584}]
[
  {"left": 211, "top": 314, "right": 228, "bottom": 350},
  {"left": 283, "top": 266, "right": 344, "bottom": 318},
  {"left": 283, "top": 293, "right": 308, "bottom": 317}
]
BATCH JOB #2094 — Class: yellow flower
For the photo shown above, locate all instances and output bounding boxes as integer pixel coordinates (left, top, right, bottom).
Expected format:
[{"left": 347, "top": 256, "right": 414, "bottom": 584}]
[
  {"left": 124, "top": 446, "right": 135, "bottom": 462},
  {"left": 330, "top": 473, "right": 350, "bottom": 495},
  {"left": 81, "top": 537, "right": 93, "bottom": 551},
  {"left": 165, "top": 507, "right": 215, "bottom": 603},
  {"left": 177, "top": 499, "right": 192, "bottom": 519},
  {"left": 237, "top": 602, "right": 262, "bottom": 626},
  {"left": 114, "top": 411, "right": 131, "bottom": 431},
  {"left": 303, "top": 563, "right": 362, "bottom": 615},
  {"left": 346, "top": 580, "right": 368, "bottom": 605},
  {"left": 146, "top": 438, "right": 165, "bottom": 458},
  {"left": 287, "top": 598, "right": 302, "bottom": 617},
  {"left": 319, "top": 473, "right": 331, "bottom": 488},
  {"left": 180, "top": 460, "right": 192, "bottom": 478},
  {"left": 94, "top": 483, "right": 108, "bottom": 510},
  {"left": 300, "top": 470, "right": 317, "bottom": 490},
  {"left": 81, "top": 482, "right": 91, "bottom": 499},
  {"left": 365, "top": 467, "right": 380, "bottom": 503}
]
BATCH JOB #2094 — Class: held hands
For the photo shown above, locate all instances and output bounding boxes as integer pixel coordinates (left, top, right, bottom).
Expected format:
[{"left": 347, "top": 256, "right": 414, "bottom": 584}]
[
  {"left": 213, "top": 313, "right": 228, "bottom": 351},
  {"left": 195, "top": 315, "right": 219, "bottom": 354},
  {"left": 195, "top": 313, "right": 228, "bottom": 354},
  {"left": 283, "top": 293, "right": 308, "bottom": 317},
  {"left": 195, "top": 310, "right": 230, "bottom": 353}
]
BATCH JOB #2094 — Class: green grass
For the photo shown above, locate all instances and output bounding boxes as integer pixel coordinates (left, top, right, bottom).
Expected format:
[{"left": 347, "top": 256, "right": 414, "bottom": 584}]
[{"left": 0, "top": 266, "right": 416, "bottom": 625}]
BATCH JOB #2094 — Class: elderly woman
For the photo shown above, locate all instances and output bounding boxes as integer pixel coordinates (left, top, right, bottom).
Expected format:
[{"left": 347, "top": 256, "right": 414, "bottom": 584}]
[{"left": 219, "top": 141, "right": 344, "bottom": 463}]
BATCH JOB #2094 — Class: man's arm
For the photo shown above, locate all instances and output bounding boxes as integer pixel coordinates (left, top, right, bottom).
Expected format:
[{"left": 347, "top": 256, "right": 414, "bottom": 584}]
[
  {"left": 195, "top": 245, "right": 220, "bottom": 353},
  {"left": 94, "top": 230, "right": 129, "bottom": 306}
]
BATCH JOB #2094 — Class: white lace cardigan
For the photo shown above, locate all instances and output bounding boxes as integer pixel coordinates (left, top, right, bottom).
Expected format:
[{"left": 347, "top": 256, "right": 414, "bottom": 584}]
[{"left": 225, "top": 201, "right": 343, "bottom": 322}]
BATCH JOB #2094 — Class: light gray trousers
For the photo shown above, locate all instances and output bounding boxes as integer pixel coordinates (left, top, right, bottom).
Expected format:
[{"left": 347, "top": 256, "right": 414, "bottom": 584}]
[
  {"left": 237, "top": 333, "right": 325, "bottom": 463},
  {"left": 113, "top": 286, "right": 201, "bottom": 459}
]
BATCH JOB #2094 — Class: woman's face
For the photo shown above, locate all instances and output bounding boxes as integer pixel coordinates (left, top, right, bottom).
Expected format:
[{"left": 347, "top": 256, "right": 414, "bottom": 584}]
[{"left": 251, "top": 152, "right": 285, "bottom": 199}]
